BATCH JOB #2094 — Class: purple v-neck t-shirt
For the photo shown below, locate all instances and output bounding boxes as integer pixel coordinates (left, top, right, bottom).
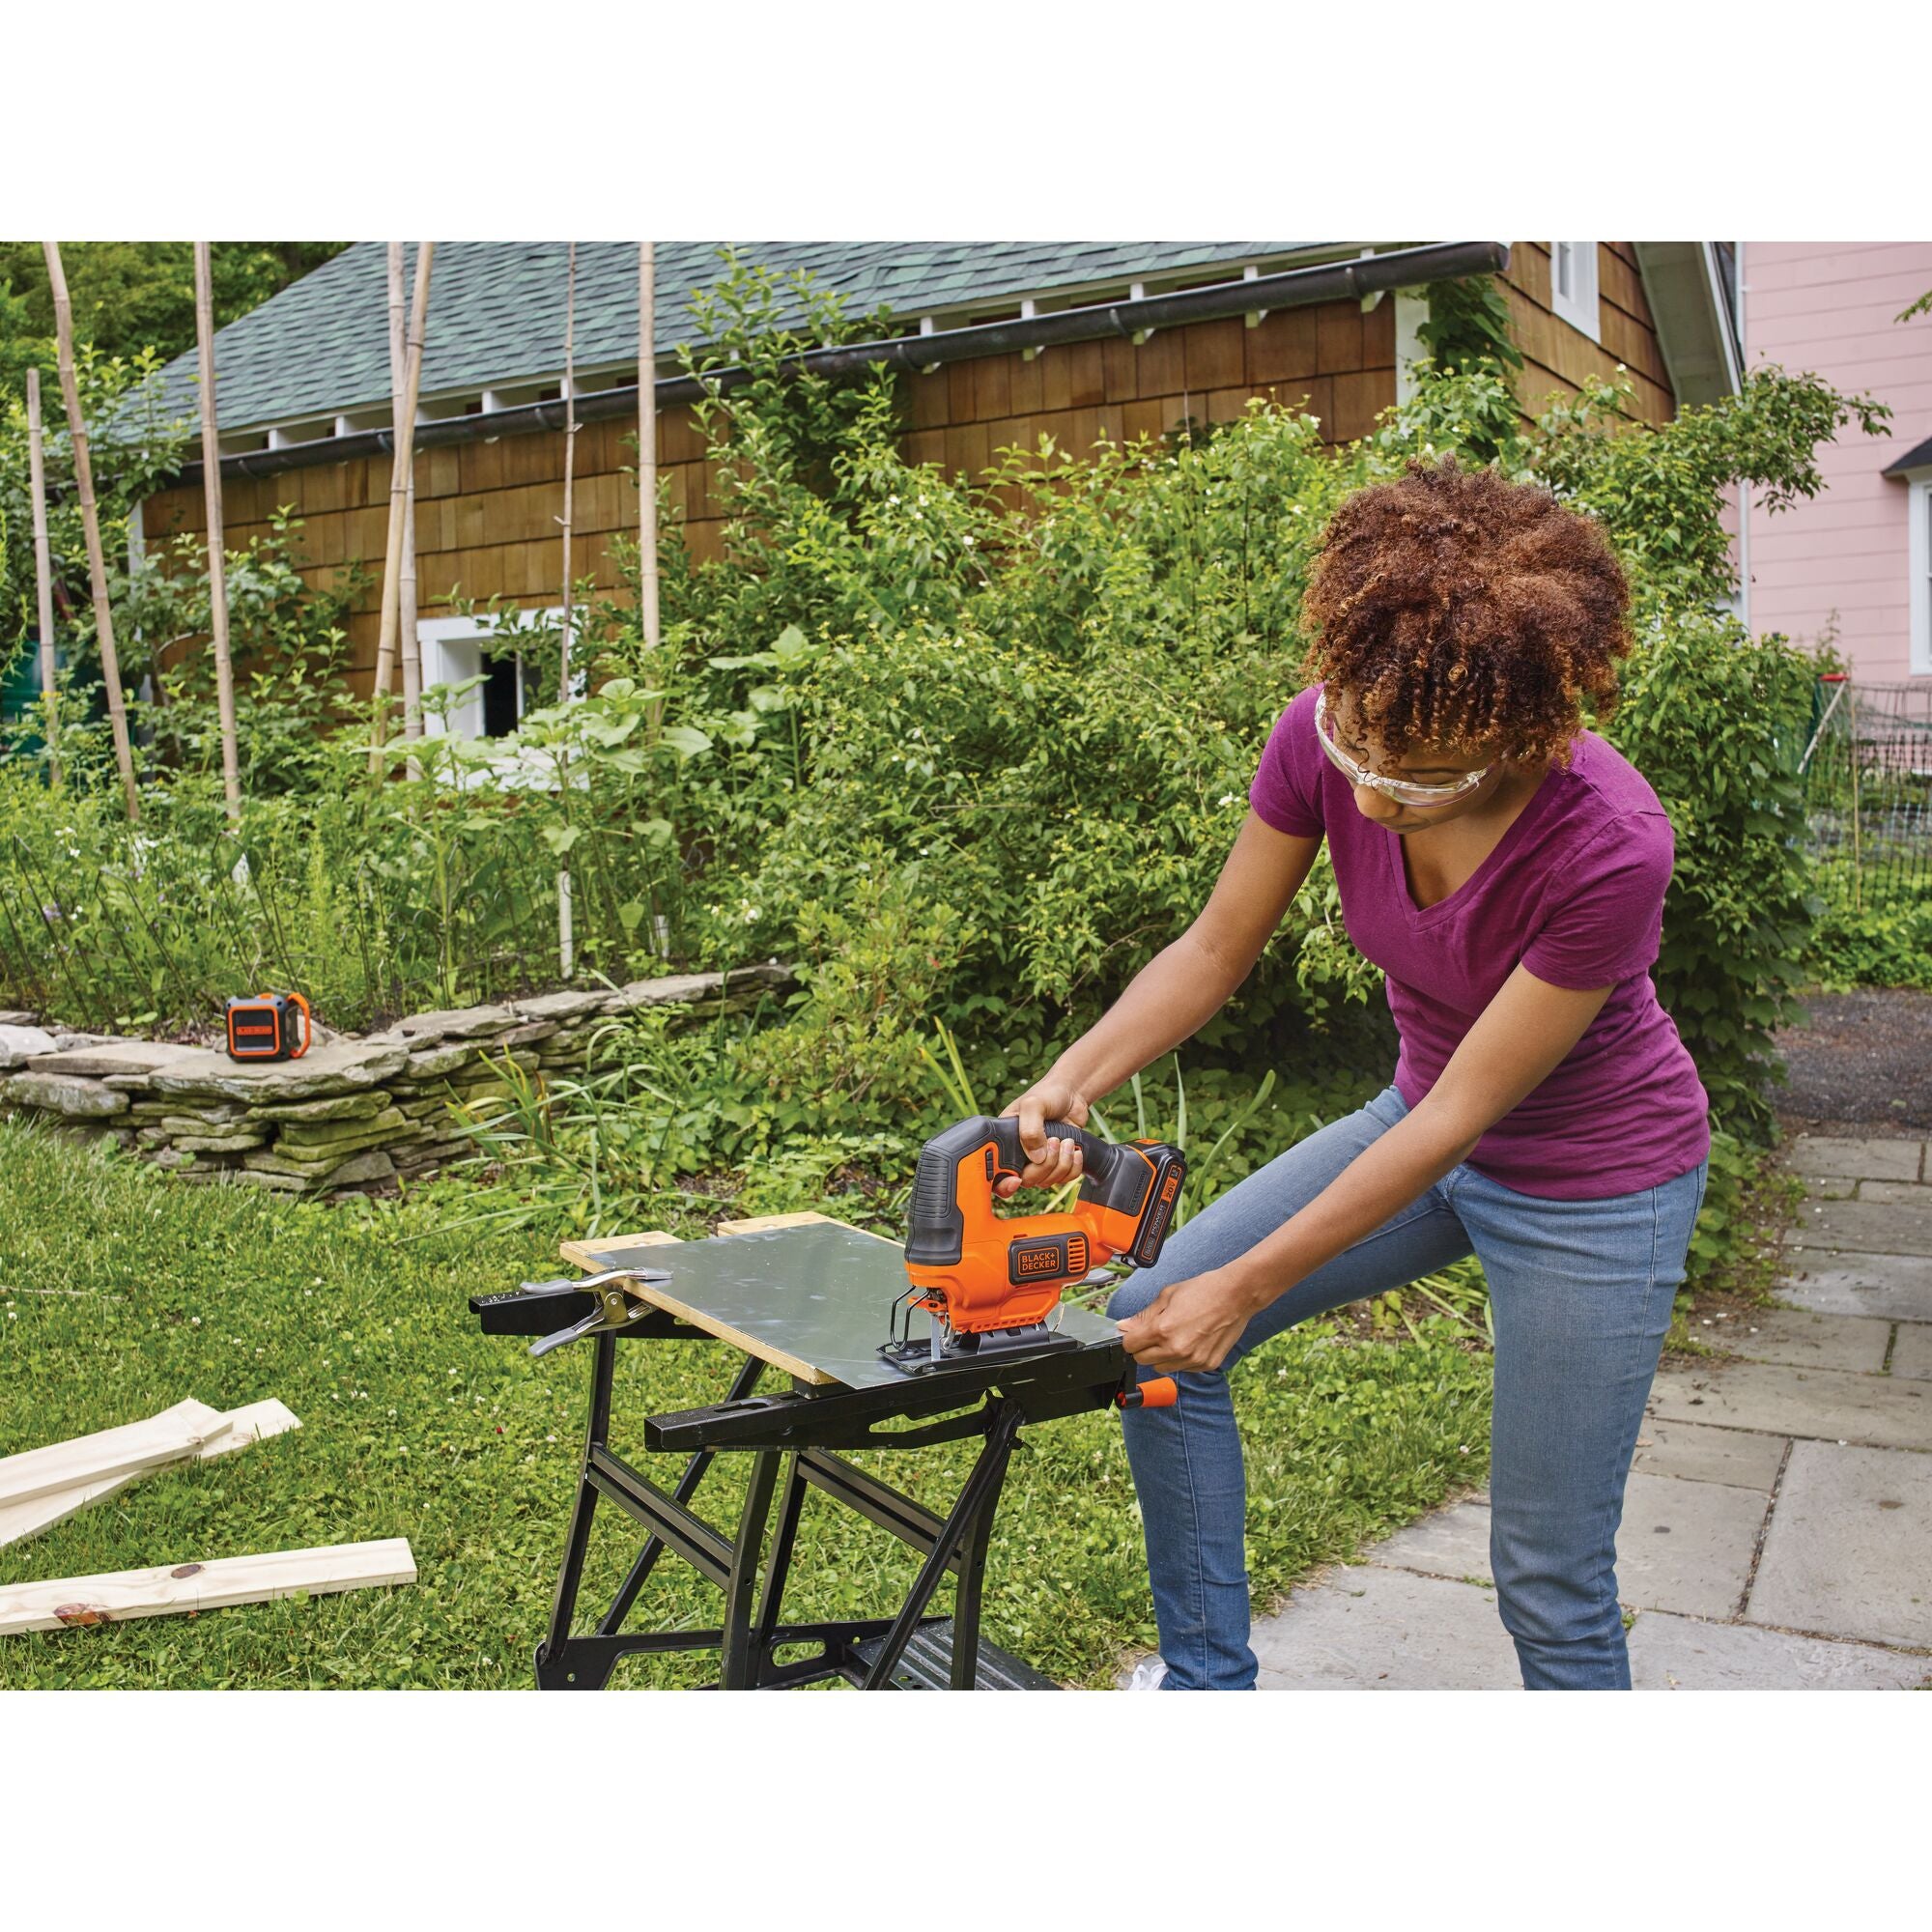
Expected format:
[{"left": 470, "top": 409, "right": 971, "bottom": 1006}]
[{"left": 1250, "top": 684, "right": 1709, "bottom": 1200}]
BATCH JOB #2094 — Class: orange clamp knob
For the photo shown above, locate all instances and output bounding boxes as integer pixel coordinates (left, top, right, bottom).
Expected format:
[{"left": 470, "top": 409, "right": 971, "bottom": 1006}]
[{"left": 1117, "top": 1376, "right": 1179, "bottom": 1410}]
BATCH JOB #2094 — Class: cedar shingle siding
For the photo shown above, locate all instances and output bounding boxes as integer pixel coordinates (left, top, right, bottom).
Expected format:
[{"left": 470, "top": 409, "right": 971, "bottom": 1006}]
[{"left": 137, "top": 242, "right": 1676, "bottom": 699}]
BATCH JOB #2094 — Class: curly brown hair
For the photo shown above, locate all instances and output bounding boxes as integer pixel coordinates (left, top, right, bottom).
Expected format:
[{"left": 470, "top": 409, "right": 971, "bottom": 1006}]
[{"left": 1300, "top": 456, "right": 1632, "bottom": 765}]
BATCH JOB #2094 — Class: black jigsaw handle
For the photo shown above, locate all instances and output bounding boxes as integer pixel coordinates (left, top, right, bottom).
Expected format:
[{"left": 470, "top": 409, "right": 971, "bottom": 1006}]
[
  {"left": 984, "top": 1115, "right": 1147, "bottom": 1211},
  {"left": 905, "top": 1114, "right": 1173, "bottom": 1267}
]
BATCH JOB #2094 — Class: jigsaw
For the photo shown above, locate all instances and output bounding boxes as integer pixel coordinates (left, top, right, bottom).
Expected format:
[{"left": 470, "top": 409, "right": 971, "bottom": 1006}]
[{"left": 884, "top": 1114, "right": 1184, "bottom": 1380}]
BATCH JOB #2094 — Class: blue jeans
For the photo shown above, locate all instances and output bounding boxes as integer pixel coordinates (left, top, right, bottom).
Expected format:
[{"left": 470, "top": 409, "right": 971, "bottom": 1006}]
[{"left": 1109, "top": 1084, "right": 1709, "bottom": 1691}]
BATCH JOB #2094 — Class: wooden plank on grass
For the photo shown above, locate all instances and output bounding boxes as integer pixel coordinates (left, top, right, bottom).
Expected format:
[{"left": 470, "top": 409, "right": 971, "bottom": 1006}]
[
  {"left": 0, "top": 1400, "right": 233, "bottom": 1510},
  {"left": 0, "top": 1399, "right": 301, "bottom": 1549},
  {"left": 0, "top": 1538, "right": 417, "bottom": 1634}
]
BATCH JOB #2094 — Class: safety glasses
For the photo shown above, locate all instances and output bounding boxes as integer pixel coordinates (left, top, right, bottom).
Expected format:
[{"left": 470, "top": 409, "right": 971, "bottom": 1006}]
[{"left": 1313, "top": 689, "right": 1492, "bottom": 809}]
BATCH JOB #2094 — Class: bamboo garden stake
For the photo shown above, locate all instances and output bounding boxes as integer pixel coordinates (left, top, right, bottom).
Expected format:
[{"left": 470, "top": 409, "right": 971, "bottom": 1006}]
[
  {"left": 556, "top": 242, "right": 579, "bottom": 977},
  {"left": 639, "top": 243, "right": 667, "bottom": 954},
  {"left": 387, "top": 243, "right": 424, "bottom": 746},
  {"left": 192, "top": 243, "right": 242, "bottom": 823},
  {"left": 42, "top": 242, "right": 139, "bottom": 820},
  {"left": 370, "top": 242, "right": 435, "bottom": 768},
  {"left": 638, "top": 242, "right": 661, "bottom": 652},
  {"left": 24, "top": 369, "right": 60, "bottom": 788},
  {"left": 558, "top": 240, "right": 578, "bottom": 704}
]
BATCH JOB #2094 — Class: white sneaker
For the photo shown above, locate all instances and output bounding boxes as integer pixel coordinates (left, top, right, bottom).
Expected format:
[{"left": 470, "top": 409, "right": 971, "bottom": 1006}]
[{"left": 1124, "top": 1656, "right": 1169, "bottom": 1691}]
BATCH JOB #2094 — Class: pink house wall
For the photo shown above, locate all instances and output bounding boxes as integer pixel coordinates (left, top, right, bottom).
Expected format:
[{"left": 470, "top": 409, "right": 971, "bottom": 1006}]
[{"left": 1740, "top": 242, "right": 1932, "bottom": 684}]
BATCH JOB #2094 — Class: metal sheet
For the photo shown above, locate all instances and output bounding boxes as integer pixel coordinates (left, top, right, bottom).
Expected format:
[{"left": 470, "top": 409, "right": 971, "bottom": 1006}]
[{"left": 587, "top": 1223, "right": 1122, "bottom": 1390}]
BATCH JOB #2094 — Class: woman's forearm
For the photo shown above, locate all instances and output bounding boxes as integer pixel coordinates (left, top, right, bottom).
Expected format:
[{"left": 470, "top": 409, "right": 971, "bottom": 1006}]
[
  {"left": 1221, "top": 1101, "right": 1480, "bottom": 1313},
  {"left": 1051, "top": 933, "right": 1246, "bottom": 1105}
]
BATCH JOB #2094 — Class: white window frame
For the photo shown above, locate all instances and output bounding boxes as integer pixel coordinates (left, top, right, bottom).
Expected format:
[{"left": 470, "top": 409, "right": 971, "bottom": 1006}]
[
  {"left": 1909, "top": 470, "right": 1932, "bottom": 678},
  {"left": 417, "top": 611, "right": 534, "bottom": 744},
  {"left": 416, "top": 608, "right": 585, "bottom": 788},
  {"left": 1549, "top": 242, "right": 1601, "bottom": 343}
]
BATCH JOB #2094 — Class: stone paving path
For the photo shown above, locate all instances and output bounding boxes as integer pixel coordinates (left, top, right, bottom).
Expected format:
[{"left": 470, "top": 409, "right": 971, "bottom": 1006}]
[{"left": 1242, "top": 1134, "right": 1932, "bottom": 1690}]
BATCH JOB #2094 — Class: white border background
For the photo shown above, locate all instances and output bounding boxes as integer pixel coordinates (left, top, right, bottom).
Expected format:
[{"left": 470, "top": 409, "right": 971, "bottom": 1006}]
[{"left": 7, "top": 3, "right": 1927, "bottom": 1918}]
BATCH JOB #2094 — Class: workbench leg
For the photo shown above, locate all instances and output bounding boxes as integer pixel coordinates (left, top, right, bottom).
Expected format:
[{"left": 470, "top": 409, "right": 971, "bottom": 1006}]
[
  {"left": 862, "top": 1404, "right": 1024, "bottom": 1691},
  {"left": 751, "top": 1453, "right": 808, "bottom": 1664},
  {"left": 948, "top": 1430, "right": 1015, "bottom": 1690},
  {"left": 599, "top": 1355, "right": 766, "bottom": 1637},
  {"left": 537, "top": 1330, "right": 619, "bottom": 1683},
  {"left": 719, "top": 1449, "right": 782, "bottom": 1690}
]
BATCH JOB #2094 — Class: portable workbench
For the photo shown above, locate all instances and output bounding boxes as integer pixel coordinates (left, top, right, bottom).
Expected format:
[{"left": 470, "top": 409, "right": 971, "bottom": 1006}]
[{"left": 469, "top": 1214, "right": 1132, "bottom": 1690}]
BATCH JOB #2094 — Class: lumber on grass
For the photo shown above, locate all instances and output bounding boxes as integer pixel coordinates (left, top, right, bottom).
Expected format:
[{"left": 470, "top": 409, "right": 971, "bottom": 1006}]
[
  {"left": 369, "top": 242, "right": 434, "bottom": 767},
  {"left": 42, "top": 241, "right": 139, "bottom": 820},
  {"left": 0, "top": 1538, "right": 415, "bottom": 1635},
  {"left": 387, "top": 243, "right": 423, "bottom": 745},
  {"left": 0, "top": 1399, "right": 232, "bottom": 1510},
  {"left": 192, "top": 242, "right": 242, "bottom": 824},
  {"left": 0, "top": 1399, "right": 300, "bottom": 1549},
  {"left": 24, "top": 368, "right": 61, "bottom": 786},
  {"left": 638, "top": 242, "right": 661, "bottom": 653}
]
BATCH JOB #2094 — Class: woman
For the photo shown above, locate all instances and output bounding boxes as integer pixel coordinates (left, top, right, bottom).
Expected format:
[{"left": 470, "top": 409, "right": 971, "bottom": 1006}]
[{"left": 1000, "top": 457, "right": 1710, "bottom": 1691}]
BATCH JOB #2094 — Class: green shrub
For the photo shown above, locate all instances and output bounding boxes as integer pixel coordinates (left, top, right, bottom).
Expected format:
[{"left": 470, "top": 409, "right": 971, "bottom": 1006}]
[
  {"left": 637, "top": 288, "right": 1877, "bottom": 1153},
  {"left": 2, "top": 258, "right": 1887, "bottom": 1216},
  {"left": 0, "top": 748, "right": 689, "bottom": 1033},
  {"left": 113, "top": 508, "right": 363, "bottom": 794},
  {"left": 1601, "top": 614, "right": 1821, "bottom": 1139},
  {"left": 0, "top": 345, "right": 186, "bottom": 784},
  {"left": 1804, "top": 868, "right": 1932, "bottom": 991}
]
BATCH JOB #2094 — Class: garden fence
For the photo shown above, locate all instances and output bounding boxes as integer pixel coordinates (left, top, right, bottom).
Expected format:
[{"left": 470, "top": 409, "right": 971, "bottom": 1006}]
[{"left": 1799, "top": 676, "right": 1932, "bottom": 909}]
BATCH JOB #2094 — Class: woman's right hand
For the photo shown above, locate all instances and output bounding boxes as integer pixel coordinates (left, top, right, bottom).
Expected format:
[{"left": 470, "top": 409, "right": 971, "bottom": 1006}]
[{"left": 995, "top": 1073, "right": 1092, "bottom": 1199}]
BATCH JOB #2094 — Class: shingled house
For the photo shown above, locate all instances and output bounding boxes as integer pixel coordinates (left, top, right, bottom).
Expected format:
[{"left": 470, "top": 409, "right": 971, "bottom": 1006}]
[{"left": 136, "top": 240, "right": 1740, "bottom": 732}]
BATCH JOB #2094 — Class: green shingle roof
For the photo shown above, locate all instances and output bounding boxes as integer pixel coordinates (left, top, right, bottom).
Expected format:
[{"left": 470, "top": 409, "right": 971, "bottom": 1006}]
[{"left": 150, "top": 241, "right": 1323, "bottom": 434}]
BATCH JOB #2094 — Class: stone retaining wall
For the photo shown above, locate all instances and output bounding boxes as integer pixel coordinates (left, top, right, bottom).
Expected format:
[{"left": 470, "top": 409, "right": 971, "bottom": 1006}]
[{"left": 0, "top": 964, "right": 792, "bottom": 1198}]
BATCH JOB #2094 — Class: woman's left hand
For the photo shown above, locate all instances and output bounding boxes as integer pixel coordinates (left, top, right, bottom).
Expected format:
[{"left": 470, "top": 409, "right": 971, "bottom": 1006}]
[{"left": 1116, "top": 1268, "right": 1256, "bottom": 1373}]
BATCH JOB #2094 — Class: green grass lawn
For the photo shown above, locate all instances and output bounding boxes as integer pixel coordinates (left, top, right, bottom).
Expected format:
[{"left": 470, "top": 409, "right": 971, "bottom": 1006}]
[{"left": 0, "top": 1119, "right": 1493, "bottom": 1689}]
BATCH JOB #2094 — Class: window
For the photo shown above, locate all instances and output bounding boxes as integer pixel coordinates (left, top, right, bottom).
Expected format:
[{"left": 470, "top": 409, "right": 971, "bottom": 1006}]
[
  {"left": 1911, "top": 474, "right": 1931, "bottom": 677},
  {"left": 414, "top": 609, "right": 587, "bottom": 787},
  {"left": 1550, "top": 242, "right": 1601, "bottom": 343},
  {"left": 417, "top": 613, "right": 530, "bottom": 742}
]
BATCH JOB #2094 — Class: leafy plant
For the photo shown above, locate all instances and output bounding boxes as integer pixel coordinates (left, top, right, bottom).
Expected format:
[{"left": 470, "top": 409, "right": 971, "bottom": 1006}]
[
  {"left": 114, "top": 509, "right": 362, "bottom": 793},
  {"left": 1804, "top": 868, "right": 1932, "bottom": 991},
  {"left": 0, "top": 342, "right": 186, "bottom": 776},
  {"left": 1602, "top": 612, "right": 1821, "bottom": 1138},
  {"left": 1415, "top": 274, "right": 1525, "bottom": 380},
  {"left": 1534, "top": 366, "right": 1890, "bottom": 624},
  {"left": 2, "top": 258, "right": 1887, "bottom": 1298}
]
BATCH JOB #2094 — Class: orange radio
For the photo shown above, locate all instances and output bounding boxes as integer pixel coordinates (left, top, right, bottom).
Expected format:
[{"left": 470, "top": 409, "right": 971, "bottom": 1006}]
[{"left": 224, "top": 992, "right": 312, "bottom": 1063}]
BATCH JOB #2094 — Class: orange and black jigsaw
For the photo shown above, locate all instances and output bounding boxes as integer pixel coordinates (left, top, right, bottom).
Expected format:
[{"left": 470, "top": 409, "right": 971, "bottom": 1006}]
[{"left": 884, "top": 1114, "right": 1184, "bottom": 1377}]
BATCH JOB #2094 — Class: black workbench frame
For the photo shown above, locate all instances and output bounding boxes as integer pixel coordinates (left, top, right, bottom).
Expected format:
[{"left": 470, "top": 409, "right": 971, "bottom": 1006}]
[{"left": 472, "top": 1281, "right": 1127, "bottom": 1690}]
